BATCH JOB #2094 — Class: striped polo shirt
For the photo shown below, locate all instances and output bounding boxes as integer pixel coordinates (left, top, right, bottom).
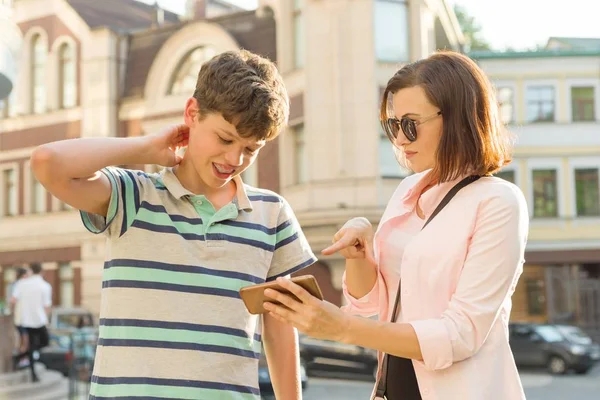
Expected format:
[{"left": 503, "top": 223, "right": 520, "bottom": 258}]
[{"left": 81, "top": 166, "right": 316, "bottom": 400}]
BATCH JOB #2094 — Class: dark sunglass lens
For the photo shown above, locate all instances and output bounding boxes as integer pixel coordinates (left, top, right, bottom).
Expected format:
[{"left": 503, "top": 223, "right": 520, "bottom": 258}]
[
  {"left": 401, "top": 118, "right": 417, "bottom": 141},
  {"left": 384, "top": 119, "right": 398, "bottom": 140}
]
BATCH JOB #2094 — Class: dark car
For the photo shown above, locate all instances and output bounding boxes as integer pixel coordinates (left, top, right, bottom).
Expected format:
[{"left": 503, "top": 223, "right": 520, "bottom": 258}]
[
  {"left": 258, "top": 350, "right": 308, "bottom": 395},
  {"left": 299, "top": 334, "right": 378, "bottom": 380},
  {"left": 509, "top": 322, "right": 600, "bottom": 375}
]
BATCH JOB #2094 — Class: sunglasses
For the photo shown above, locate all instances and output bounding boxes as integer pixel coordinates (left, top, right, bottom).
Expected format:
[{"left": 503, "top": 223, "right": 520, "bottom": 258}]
[{"left": 382, "top": 111, "right": 442, "bottom": 143}]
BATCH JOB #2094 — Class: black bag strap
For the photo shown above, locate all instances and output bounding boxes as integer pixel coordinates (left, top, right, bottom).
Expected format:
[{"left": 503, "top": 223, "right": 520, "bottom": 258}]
[{"left": 374, "top": 175, "right": 480, "bottom": 399}]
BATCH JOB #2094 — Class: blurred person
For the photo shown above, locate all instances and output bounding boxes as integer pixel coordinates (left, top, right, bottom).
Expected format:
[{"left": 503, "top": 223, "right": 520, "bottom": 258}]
[
  {"left": 263, "top": 51, "right": 529, "bottom": 400},
  {"left": 11, "top": 263, "right": 52, "bottom": 382},
  {"left": 8, "top": 267, "right": 31, "bottom": 361},
  {"left": 31, "top": 50, "right": 315, "bottom": 399}
]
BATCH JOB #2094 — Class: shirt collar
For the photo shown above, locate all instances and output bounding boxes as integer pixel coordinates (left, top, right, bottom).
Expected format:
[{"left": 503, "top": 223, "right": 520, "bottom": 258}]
[
  {"left": 160, "top": 168, "right": 253, "bottom": 212},
  {"left": 403, "top": 169, "right": 472, "bottom": 218}
]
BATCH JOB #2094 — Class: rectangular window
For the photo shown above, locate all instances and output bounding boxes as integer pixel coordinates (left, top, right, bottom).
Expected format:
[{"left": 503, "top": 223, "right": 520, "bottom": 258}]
[
  {"left": 2, "top": 169, "right": 17, "bottom": 217},
  {"left": 532, "top": 169, "right": 558, "bottom": 218},
  {"left": 293, "top": 124, "right": 307, "bottom": 184},
  {"left": 374, "top": 0, "right": 409, "bottom": 63},
  {"left": 32, "top": 35, "right": 47, "bottom": 114},
  {"left": 59, "top": 262, "right": 74, "bottom": 307},
  {"left": 33, "top": 64, "right": 46, "bottom": 114},
  {"left": 31, "top": 177, "right": 46, "bottom": 213},
  {"left": 571, "top": 87, "right": 595, "bottom": 122},
  {"left": 497, "top": 87, "right": 514, "bottom": 124},
  {"left": 293, "top": 0, "right": 305, "bottom": 69},
  {"left": 496, "top": 170, "right": 515, "bottom": 184},
  {"left": 526, "top": 86, "right": 555, "bottom": 123},
  {"left": 575, "top": 168, "right": 600, "bottom": 216},
  {"left": 60, "top": 45, "right": 77, "bottom": 109}
]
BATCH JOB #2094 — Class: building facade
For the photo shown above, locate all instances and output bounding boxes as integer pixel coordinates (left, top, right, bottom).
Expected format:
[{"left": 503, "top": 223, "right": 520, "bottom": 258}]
[
  {"left": 472, "top": 39, "right": 600, "bottom": 339},
  {"left": 262, "top": 0, "right": 463, "bottom": 303},
  {"left": 0, "top": 0, "right": 466, "bottom": 316},
  {"left": 0, "top": 0, "right": 21, "bottom": 100},
  {"left": 0, "top": 0, "right": 276, "bottom": 313}
]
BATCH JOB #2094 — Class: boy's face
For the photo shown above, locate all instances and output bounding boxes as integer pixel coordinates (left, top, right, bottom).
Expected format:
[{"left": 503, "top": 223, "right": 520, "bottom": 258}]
[{"left": 184, "top": 98, "right": 266, "bottom": 189}]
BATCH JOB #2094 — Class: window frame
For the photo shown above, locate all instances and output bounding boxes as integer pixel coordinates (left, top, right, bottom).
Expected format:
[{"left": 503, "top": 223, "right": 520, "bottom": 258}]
[
  {"left": 0, "top": 162, "right": 20, "bottom": 218},
  {"left": 374, "top": 0, "right": 410, "bottom": 64},
  {"left": 566, "top": 79, "right": 599, "bottom": 123},
  {"left": 168, "top": 46, "right": 217, "bottom": 96},
  {"left": 292, "top": 123, "right": 308, "bottom": 185},
  {"left": 573, "top": 167, "right": 600, "bottom": 217},
  {"left": 524, "top": 81, "right": 559, "bottom": 123},
  {"left": 31, "top": 33, "right": 48, "bottom": 115},
  {"left": 568, "top": 157, "right": 600, "bottom": 220},
  {"left": 58, "top": 42, "right": 77, "bottom": 109},
  {"left": 527, "top": 158, "right": 564, "bottom": 219},
  {"left": 293, "top": 0, "right": 305, "bottom": 70}
]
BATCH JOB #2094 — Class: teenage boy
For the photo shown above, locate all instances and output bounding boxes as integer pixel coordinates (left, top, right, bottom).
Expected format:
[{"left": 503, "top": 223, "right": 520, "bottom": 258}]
[{"left": 32, "top": 50, "right": 316, "bottom": 399}]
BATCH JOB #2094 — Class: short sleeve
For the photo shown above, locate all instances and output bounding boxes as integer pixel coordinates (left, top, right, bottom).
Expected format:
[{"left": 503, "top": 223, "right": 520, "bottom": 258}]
[
  {"left": 80, "top": 167, "right": 148, "bottom": 238},
  {"left": 267, "top": 198, "right": 317, "bottom": 281}
]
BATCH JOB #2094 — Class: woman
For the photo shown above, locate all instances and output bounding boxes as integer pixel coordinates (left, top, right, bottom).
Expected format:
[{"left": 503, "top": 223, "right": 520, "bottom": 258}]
[{"left": 263, "top": 51, "right": 529, "bottom": 399}]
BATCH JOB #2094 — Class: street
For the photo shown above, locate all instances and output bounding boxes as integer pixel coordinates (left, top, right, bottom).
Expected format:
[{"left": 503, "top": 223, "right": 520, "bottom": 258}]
[
  {"left": 520, "top": 363, "right": 600, "bottom": 400},
  {"left": 264, "top": 363, "right": 600, "bottom": 400}
]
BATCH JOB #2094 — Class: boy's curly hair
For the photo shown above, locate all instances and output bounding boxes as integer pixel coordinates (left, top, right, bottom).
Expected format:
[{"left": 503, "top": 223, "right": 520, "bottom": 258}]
[{"left": 193, "top": 50, "right": 289, "bottom": 141}]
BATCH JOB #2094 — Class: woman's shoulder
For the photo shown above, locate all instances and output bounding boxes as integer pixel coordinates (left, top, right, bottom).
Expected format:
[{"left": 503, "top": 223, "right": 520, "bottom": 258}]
[
  {"left": 468, "top": 176, "right": 528, "bottom": 214},
  {"left": 474, "top": 176, "right": 524, "bottom": 198}
]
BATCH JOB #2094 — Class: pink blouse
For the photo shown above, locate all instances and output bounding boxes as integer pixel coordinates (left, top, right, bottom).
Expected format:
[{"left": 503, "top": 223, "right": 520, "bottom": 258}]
[
  {"left": 378, "top": 208, "right": 423, "bottom": 322},
  {"left": 342, "top": 170, "right": 529, "bottom": 400}
]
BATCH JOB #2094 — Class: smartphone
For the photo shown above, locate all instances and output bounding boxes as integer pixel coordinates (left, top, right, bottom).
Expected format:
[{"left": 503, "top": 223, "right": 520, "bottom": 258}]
[{"left": 239, "top": 275, "right": 324, "bottom": 315}]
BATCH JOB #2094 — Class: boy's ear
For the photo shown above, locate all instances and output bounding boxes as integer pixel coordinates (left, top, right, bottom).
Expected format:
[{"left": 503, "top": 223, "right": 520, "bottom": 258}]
[{"left": 184, "top": 97, "right": 200, "bottom": 127}]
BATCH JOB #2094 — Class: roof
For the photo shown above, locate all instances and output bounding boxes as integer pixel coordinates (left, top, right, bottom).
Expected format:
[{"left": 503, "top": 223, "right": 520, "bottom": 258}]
[
  {"left": 67, "top": 0, "right": 180, "bottom": 33},
  {"left": 123, "top": 22, "right": 184, "bottom": 98},
  {"left": 211, "top": 9, "right": 277, "bottom": 61},
  {"left": 468, "top": 36, "right": 600, "bottom": 60},
  {"left": 123, "top": 9, "right": 277, "bottom": 99},
  {"left": 546, "top": 37, "right": 600, "bottom": 51},
  {"left": 469, "top": 49, "right": 600, "bottom": 60}
]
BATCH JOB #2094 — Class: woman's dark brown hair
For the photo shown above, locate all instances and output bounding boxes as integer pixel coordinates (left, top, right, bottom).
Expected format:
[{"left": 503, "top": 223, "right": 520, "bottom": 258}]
[{"left": 380, "top": 50, "right": 513, "bottom": 183}]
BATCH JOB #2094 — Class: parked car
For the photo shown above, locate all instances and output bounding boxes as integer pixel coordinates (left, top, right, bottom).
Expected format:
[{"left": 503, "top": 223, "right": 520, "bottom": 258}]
[
  {"left": 39, "top": 307, "right": 97, "bottom": 377},
  {"left": 509, "top": 322, "right": 600, "bottom": 375},
  {"left": 299, "top": 334, "right": 378, "bottom": 380},
  {"left": 258, "top": 349, "right": 308, "bottom": 394}
]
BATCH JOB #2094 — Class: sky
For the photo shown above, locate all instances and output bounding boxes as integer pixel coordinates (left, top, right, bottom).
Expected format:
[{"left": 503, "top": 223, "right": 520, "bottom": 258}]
[{"left": 148, "top": 0, "right": 600, "bottom": 51}]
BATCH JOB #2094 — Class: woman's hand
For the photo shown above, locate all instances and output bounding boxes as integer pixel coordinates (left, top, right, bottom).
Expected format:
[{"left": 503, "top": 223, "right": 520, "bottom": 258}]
[
  {"left": 263, "top": 278, "right": 351, "bottom": 342},
  {"left": 321, "top": 217, "right": 376, "bottom": 265}
]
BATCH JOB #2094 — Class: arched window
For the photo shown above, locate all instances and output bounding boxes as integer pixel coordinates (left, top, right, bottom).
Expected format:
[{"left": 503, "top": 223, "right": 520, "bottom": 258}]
[
  {"left": 59, "top": 43, "right": 76, "bottom": 109},
  {"left": 169, "top": 46, "right": 216, "bottom": 95},
  {"left": 31, "top": 34, "right": 47, "bottom": 114}
]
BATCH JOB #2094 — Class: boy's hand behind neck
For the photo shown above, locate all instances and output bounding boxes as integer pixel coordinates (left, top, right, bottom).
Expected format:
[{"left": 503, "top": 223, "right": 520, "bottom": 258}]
[{"left": 149, "top": 124, "right": 190, "bottom": 167}]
